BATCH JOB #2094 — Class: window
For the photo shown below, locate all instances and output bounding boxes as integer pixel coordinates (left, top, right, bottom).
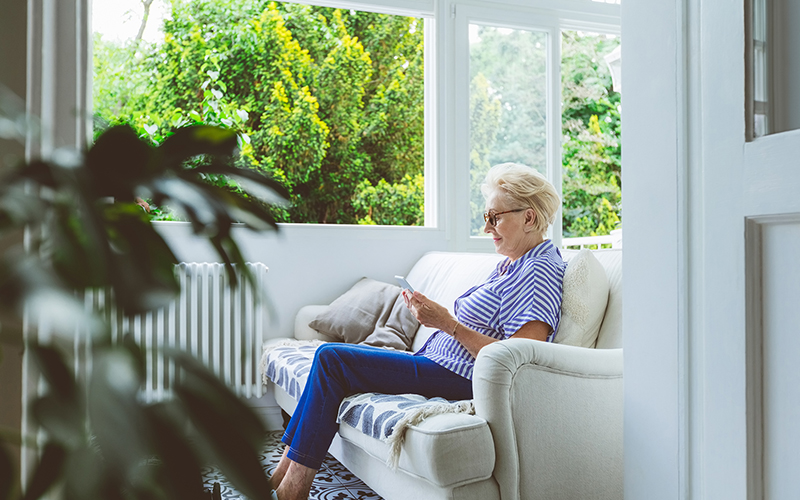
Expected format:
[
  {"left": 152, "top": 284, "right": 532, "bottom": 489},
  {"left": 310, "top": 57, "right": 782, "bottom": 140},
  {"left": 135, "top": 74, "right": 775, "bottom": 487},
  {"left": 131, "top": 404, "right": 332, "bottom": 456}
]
[
  {"left": 468, "top": 24, "right": 549, "bottom": 236},
  {"left": 460, "top": 7, "right": 621, "bottom": 248},
  {"left": 92, "top": 0, "right": 428, "bottom": 225},
  {"left": 747, "top": 0, "right": 800, "bottom": 138},
  {"left": 45, "top": 0, "right": 620, "bottom": 245},
  {"left": 561, "top": 30, "right": 621, "bottom": 241}
]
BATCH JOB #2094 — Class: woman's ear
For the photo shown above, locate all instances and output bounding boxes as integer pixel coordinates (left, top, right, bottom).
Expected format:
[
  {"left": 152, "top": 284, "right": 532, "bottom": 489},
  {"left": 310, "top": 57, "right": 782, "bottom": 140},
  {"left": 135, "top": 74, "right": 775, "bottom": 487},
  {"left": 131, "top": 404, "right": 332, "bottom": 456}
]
[{"left": 523, "top": 208, "right": 536, "bottom": 231}]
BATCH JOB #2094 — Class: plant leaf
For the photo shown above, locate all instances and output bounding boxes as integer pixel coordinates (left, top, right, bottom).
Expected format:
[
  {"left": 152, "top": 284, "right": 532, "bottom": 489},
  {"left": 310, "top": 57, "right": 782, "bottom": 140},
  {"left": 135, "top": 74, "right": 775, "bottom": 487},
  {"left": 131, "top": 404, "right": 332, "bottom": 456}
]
[
  {"left": 157, "top": 125, "right": 237, "bottom": 171},
  {"left": 85, "top": 125, "right": 153, "bottom": 200},
  {"left": 31, "top": 394, "right": 85, "bottom": 448},
  {"left": 30, "top": 345, "right": 77, "bottom": 401},
  {"left": 171, "top": 352, "right": 270, "bottom": 500},
  {"left": 103, "top": 204, "right": 180, "bottom": 314},
  {"left": 62, "top": 445, "right": 104, "bottom": 500},
  {"left": 22, "top": 442, "right": 66, "bottom": 500},
  {"left": 191, "top": 163, "right": 290, "bottom": 201},
  {"left": 87, "top": 349, "right": 151, "bottom": 474},
  {"left": 0, "top": 442, "right": 15, "bottom": 500},
  {"left": 144, "top": 403, "right": 206, "bottom": 500}
]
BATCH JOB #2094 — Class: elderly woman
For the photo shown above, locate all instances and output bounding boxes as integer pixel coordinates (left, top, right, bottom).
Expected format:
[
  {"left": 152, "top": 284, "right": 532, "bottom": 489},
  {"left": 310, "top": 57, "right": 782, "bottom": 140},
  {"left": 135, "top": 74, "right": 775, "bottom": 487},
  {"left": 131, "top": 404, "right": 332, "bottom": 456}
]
[{"left": 270, "top": 163, "right": 566, "bottom": 500}]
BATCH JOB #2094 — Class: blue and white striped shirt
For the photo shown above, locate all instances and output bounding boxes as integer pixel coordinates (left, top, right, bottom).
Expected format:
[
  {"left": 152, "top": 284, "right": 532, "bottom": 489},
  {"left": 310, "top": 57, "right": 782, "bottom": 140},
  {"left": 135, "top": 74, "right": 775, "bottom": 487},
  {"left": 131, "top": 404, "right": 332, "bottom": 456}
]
[{"left": 414, "top": 239, "right": 566, "bottom": 380}]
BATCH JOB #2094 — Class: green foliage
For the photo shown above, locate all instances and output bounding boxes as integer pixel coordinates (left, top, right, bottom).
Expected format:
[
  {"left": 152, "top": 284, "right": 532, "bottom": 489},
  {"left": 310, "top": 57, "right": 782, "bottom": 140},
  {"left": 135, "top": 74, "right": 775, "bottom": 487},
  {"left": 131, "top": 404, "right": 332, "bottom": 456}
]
[
  {"left": 469, "top": 27, "right": 548, "bottom": 169},
  {"left": 93, "top": 0, "right": 426, "bottom": 225},
  {"left": 92, "top": 5, "right": 622, "bottom": 233},
  {"left": 469, "top": 72, "right": 501, "bottom": 235},
  {"left": 18, "top": 342, "right": 271, "bottom": 500},
  {"left": 354, "top": 173, "right": 424, "bottom": 225},
  {"left": 561, "top": 31, "right": 621, "bottom": 237},
  {"left": 0, "top": 113, "right": 288, "bottom": 499},
  {"left": 467, "top": 28, "right": 621, "bottom": 238},
  {"left": 468, "top": 26, "right": 550, "bottom": 235}
]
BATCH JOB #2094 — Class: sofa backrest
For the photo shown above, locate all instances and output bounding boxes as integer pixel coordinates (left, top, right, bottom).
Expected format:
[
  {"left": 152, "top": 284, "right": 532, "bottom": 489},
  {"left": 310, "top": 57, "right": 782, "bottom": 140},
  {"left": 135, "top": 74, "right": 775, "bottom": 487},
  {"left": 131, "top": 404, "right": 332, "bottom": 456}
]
[
  {"left": 406, "top": 252, "right": 504, "bottom": 352},
  {"left": 562, "top": 248, "right": 623, "bottom": 349},
  {"left": 405, "top": 247, "right": 622, "bottom": 352},
  {"left": 590, "top": 249, "right": 623, "bottom": 349}
]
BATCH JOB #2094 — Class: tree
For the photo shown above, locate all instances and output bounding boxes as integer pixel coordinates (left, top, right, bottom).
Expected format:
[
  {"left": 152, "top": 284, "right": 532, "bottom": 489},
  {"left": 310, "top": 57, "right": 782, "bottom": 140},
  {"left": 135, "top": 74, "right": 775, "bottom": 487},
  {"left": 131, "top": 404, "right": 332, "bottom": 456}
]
[
  {"left": 561, "top": 31, "right": 621, "bottom": 238},
  {"left": 468, "top": 26, "right": 548, "bottom": 235},
  {"left": 469, "top": 73, "right": 501, "bottom": 235},
  {"left": 469, "top": 26, "right": 548, "bottom": 170},
  {"left": 93, "top": 0, "right": 427, "bottom": 225},
  {"left": 92, "top": 5, "right": 621, "bottom": 233}
]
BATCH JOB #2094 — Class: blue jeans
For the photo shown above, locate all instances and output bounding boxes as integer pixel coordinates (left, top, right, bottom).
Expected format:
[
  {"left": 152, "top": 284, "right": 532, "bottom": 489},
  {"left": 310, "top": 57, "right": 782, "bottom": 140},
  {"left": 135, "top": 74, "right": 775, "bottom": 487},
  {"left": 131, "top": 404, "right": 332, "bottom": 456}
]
[{"left": 281, "top": 343, "right": 473, "bottom": 469}]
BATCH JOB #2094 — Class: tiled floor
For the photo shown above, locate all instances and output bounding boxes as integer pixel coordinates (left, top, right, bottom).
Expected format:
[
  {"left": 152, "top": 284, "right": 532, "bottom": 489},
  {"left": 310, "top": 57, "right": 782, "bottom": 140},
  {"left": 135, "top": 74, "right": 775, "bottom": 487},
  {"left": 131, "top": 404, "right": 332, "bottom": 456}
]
[{"left": 202, "top": 430, "right": 384, "bottom": 500}]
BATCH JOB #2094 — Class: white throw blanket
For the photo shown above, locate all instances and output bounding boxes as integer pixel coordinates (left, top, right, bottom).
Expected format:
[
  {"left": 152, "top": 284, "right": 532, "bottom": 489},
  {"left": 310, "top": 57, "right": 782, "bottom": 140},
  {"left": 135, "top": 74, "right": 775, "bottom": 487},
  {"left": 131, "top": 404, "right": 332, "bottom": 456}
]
[{"left": 261, "top": 340, "right": 475, "bottom": 468}]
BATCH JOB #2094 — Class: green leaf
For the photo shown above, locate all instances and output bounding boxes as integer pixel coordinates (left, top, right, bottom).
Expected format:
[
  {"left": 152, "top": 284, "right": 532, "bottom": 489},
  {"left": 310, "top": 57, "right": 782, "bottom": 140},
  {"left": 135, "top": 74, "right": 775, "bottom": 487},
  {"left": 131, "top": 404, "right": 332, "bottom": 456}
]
[
  {"left": 192, "top": 163, "right": 290, "bottom": 201},
  {"left": 143, "top": 403, "right": 206, "bottom": 500},
  {"left": 22, "top": 442, "right": 66, "bottom": 500},
  {"left": 31, "top": 345, "right": 77, "bottom": 401},
  {"left": 85, "top": 125, "right": 153, "bottom": 199},
  {"left": 0, "top": 443, "right": 15, "bottom": 500},
  {"left": 171, "top": 352, "right": 270, "bottom": 500},
  {"left": 31, "top": 394, "right": 85, "bottom": 448},
  {"left": 50, "top": 202, "right": 109, "bottom": 290},
  {"left": 102, "top": 204, "right": 180, "bottom": 314},
  {"left": 87, "top": 349, "right": 151, "bottom": 474},
  {"left": 62, "top": 446, "right": 103, "bottom": 500},
  {"left": 16, "top": 160, "right": 59, "bottom": 189},
  {"left": 158, "top": 125, "right": 238, "bottom": 171}
]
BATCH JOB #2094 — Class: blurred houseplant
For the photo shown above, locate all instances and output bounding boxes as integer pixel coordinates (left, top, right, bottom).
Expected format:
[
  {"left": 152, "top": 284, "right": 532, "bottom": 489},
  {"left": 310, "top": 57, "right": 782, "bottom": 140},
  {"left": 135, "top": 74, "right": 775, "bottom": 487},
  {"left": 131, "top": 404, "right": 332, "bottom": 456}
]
[{"left": 0, "top": 87, "right": 288, "bottom": 500}]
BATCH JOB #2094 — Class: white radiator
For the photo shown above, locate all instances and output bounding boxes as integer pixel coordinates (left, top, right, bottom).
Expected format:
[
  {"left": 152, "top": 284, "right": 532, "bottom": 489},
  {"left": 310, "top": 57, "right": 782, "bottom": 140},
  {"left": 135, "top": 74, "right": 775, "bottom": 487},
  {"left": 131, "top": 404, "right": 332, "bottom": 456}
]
[{"left": 81, "top": 262, "right": 269, "bottom": 402}]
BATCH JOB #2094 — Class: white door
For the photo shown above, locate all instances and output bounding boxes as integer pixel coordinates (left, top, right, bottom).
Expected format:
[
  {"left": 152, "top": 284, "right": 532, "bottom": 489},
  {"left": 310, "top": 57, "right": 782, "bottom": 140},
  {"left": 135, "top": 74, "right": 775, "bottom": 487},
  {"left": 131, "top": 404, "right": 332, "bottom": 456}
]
[
  {"left": 698, "top": 0, "right": 800, "bottom": 498},
  {"left": 624, "top": 0, "right": 800, "bottom": 498}
]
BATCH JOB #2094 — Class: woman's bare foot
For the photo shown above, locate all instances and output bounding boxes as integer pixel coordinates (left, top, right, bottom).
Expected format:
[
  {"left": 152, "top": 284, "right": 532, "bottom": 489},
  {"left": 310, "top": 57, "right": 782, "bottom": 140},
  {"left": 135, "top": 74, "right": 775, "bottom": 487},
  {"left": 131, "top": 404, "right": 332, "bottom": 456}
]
[
  {"left": 274, "top": 460, "right": 316, "bottom": 500},
  {"left": 270, "top": 447, "right": 291, "bottom": 491}
]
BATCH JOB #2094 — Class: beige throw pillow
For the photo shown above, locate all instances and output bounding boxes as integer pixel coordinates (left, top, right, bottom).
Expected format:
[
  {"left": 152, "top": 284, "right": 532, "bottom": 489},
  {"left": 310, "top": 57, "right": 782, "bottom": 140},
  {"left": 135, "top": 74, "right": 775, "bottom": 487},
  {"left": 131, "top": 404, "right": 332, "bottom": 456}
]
[
  {"left": 309, "top": 278, "right": 419, "bottom": 350},
  {"left": 555, "top": 249, "right": 610, "bottom": 348}
]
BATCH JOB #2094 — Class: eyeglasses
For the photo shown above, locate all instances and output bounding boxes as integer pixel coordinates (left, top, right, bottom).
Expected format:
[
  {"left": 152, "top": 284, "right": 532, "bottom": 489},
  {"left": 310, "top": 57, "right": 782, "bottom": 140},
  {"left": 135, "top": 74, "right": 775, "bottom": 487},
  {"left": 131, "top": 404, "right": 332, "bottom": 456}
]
[{"left": 483, "top": 208, "right": 526, "bottom": 226}]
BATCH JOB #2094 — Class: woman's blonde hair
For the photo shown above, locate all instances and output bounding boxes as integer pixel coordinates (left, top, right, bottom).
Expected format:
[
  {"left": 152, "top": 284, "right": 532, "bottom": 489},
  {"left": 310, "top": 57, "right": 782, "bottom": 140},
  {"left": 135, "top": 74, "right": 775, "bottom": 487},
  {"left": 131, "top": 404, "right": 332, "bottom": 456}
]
[{"left": 481, "top": 163, "right": 560, "bottom": 237}]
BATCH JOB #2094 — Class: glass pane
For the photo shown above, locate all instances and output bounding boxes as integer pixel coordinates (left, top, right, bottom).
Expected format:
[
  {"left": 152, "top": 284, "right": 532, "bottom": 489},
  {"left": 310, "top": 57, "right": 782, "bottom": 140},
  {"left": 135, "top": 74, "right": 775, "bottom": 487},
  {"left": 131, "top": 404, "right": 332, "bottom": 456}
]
[
  {"left": 749, "top": 0, "right": 800, "bottom": 137},
  {"left": 751, "top": 0, "right": 769, "bottom": 138},
  {"left": 93, "top": 0, "right": 425, "bottom": 225},
  {"left": 469, "top": 24, "right": 548, "bottom": 236},
  {"left": 561, "top": 31, "right": 621, "bottom": 242}
]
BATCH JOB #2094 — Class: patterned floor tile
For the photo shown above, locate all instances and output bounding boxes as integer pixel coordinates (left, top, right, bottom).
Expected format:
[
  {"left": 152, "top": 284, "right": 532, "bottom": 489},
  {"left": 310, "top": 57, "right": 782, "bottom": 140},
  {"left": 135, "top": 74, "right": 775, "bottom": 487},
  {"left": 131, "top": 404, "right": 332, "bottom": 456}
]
[{"left": 202, "top": 431, "right": 383, "bottom": 500}]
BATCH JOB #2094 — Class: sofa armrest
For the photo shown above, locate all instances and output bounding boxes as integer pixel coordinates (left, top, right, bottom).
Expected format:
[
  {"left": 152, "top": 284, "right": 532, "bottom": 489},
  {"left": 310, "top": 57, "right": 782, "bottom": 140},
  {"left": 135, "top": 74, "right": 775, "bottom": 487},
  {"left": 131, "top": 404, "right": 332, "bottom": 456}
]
[
  {"left": 472, "top": 339, "right": 623, "bottom": 500},
  {"left": 294, "top": 305, "right": 338, "bottom": 341}
]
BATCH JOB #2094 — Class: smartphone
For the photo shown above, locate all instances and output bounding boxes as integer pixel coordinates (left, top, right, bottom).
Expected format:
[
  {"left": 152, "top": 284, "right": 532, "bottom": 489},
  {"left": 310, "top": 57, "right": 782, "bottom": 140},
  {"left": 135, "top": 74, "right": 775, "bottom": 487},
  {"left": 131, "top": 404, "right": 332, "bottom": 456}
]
[{"left": 394, "top": 275, "right": 415, "bottom": 293}]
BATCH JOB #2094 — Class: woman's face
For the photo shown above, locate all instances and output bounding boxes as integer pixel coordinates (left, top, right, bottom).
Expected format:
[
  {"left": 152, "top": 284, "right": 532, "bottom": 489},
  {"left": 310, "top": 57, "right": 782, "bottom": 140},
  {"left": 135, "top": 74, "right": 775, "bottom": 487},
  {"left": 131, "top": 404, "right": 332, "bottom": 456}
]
[{"left": 483, "top": 191, "right": 535, "bottom": 261}]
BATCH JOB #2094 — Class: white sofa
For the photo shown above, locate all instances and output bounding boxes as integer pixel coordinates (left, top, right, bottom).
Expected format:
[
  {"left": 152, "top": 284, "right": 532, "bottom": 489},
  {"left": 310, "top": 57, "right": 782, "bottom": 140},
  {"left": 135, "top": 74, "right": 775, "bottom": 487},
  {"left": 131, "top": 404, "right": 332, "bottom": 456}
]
[{"left": 263, "top": 248, "right": 623, "bottom": 500}]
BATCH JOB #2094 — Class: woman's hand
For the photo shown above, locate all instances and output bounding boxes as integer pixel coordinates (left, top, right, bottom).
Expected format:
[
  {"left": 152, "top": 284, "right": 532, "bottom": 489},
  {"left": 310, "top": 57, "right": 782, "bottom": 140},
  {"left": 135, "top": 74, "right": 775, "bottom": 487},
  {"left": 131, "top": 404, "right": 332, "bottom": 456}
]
[{"left": 402, "top": 290, "right": 454, "bottom": 332}]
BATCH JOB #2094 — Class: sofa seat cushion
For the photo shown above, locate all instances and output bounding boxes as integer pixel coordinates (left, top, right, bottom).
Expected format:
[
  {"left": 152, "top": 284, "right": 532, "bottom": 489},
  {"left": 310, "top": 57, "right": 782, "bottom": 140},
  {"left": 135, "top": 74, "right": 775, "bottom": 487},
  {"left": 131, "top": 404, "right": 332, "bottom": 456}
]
[
  {"left": 338, "top": 392, "right": 475, "bottom": 445},
  {"left": 261, "top": 339, "right": 324, "bottom": 399},
  {"left": 262, "top": 340, "right": 494, "bottom": 486},
  {"left": 338, "top": 412, "right": 495, "bottom": 488}
]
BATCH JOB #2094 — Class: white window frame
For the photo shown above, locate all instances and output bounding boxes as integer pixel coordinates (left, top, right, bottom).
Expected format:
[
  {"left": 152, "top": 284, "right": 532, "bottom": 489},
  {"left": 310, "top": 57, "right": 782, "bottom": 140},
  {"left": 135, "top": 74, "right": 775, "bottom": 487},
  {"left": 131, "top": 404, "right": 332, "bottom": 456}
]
[
  {"left": 451, "top": 2, "right": 620, "bottom": 252},
  {"left": 31, "top": 0, "right": 619, "bottom": 239},
  {"left": 454, "top": 6, "right": 561, "bottom": 251}
]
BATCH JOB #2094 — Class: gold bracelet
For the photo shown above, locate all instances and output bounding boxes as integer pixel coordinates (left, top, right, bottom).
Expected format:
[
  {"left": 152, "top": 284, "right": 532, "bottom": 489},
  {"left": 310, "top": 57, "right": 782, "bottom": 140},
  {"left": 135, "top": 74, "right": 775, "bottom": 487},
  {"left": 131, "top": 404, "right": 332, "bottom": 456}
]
[{"left": 452, "top": 320, "right": 460, "bottom": 338}]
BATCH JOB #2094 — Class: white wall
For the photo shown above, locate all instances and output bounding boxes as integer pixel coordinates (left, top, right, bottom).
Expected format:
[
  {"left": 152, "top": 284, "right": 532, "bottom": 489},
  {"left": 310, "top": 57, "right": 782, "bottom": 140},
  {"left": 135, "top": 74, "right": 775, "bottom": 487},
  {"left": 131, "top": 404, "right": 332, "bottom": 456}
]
[
  {"left": 621, "top": 0, "right": 683, "bottom": 498},
  {"left": 156, "top": 223, "right": 454, "bottom": 339}
]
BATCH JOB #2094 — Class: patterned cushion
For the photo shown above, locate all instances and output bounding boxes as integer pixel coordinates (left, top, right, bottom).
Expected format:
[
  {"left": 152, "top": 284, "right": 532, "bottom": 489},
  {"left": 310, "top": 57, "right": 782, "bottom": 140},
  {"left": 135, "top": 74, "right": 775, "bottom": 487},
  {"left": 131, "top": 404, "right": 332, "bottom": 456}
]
[
  {"left": 261, "top": 340, "right": 483, "bottom": 470},
  {"left": 261, "top": 340, "right": 323, "bottom": 400}
]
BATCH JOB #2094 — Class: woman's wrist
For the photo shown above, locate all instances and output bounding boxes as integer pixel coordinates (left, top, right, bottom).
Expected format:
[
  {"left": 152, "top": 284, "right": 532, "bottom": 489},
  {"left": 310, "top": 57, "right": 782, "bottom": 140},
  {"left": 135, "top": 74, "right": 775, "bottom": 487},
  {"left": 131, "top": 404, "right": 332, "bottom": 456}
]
[{"left": 451, "top": 319, "right": 460, "bottom": 338}]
